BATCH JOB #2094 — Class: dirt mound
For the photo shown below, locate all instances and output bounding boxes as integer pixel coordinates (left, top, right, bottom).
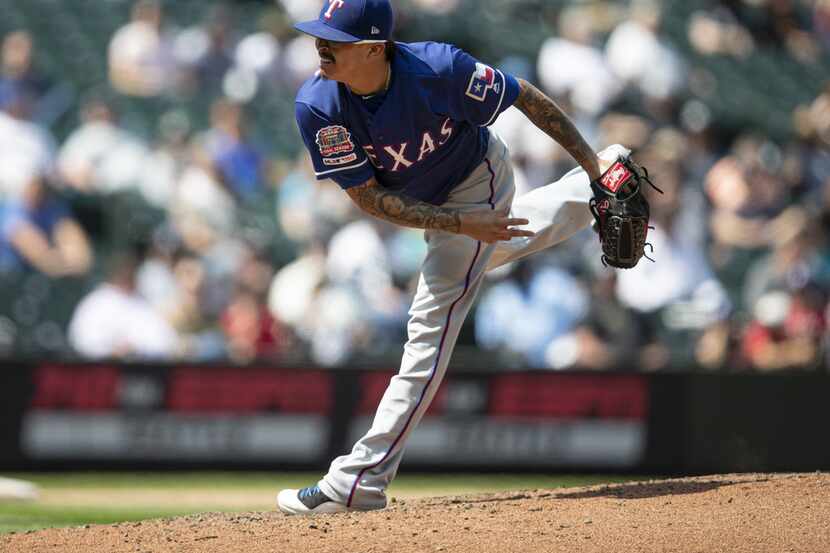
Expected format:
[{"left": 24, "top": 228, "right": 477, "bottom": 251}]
[{"left": 4, "top": 473, "right": 829, "bottom": 553}]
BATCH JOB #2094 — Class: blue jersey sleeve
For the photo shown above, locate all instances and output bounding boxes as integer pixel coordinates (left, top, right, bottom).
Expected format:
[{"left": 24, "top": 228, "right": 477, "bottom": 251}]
[
  {"left": 295, "top": 102, "right": 374, "bottom": 189},
  {"left": 445, "top": 47, "right": 520, "bottom": 127}
]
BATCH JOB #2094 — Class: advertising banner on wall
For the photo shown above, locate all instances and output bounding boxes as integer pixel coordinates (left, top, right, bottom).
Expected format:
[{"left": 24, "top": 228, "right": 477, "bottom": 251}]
[
  {"left": 21, "top": 365, "right": 334, "bottom": 464},
  {"left": 348, "top": 372, "right": 649, "bottom": 468},
  {"left": 5, "top": 363, "right": 830, "bottom": 472},
  {"left": 16, "top": 364, "right": 649, "bottom": 470}
]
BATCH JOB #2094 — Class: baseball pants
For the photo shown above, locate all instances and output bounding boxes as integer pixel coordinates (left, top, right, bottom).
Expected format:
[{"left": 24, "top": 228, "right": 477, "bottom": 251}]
[{"left": 318, "top": 131, "right": 631, "bottom": 509}]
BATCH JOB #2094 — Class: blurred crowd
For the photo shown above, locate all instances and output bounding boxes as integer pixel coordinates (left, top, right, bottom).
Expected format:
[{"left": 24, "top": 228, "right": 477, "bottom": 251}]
[{"left": 0, "top": 0, "right": 829, "bottom": 372}]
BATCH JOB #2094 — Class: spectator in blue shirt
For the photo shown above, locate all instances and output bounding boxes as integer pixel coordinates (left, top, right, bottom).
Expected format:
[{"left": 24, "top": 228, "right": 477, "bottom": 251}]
[
  {"left": 0, "top": 175, "right": 92, "bottom": 277},
  {"left": 203, "top": 98, "right": 264, "bottom": 203}
]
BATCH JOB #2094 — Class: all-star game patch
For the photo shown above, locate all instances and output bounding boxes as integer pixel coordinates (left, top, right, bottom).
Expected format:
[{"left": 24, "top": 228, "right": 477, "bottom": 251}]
[{"left": 316, "top": 125, "right": 355, "bottom": 157}]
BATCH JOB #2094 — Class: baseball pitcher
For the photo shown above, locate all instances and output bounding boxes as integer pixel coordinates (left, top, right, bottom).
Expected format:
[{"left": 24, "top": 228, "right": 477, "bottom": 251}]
[{"left": 278, "top": 0, "right": 655, "bottom": 515}]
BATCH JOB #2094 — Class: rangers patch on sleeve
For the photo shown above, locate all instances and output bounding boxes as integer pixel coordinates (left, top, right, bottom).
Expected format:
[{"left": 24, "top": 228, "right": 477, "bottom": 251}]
[
  {"left": 316, "top": 125, "right": 355, "bottom": 157},
  {"left": 465, "top": 63, "right": 500, "bottom": 102}
]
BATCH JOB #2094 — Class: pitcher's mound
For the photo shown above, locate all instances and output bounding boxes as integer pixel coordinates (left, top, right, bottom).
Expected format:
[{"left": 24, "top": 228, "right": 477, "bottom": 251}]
[{"left": 4, "top": 473, "right": 829, "bottom": 553}]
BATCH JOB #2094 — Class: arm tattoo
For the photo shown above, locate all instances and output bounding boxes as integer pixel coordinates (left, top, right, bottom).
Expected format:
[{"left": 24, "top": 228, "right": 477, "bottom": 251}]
[
  {"left": 347, "top": 180, "right": 461, "bottom": 233},
  {"left": 514, "top": 78, "right": 600, "bottom": 179}
]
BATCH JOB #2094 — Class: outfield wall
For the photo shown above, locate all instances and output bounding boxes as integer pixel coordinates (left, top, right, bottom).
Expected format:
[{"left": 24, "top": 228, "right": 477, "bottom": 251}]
[{"left": 0, "top": 363, "right": 827, "bottom": 473}]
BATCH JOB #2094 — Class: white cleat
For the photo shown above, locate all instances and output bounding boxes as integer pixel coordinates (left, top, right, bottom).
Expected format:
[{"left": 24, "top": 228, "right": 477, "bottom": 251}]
[{"left": 277, "top": 485, "right": 350, "bottom": 515}]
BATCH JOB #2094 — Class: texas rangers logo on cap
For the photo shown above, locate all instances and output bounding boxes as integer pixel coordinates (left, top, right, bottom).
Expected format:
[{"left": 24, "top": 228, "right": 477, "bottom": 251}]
[
  {"left": 324, "top": 0, "right": 345, "bottom": 19},
  {"left": 294, "top": 0, "right": 395, "bottom": 44}
]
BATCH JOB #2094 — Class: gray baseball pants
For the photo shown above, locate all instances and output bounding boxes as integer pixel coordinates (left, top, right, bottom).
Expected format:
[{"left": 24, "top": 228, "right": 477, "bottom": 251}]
[{"left": 318, "top": 131, "right": 630, "bottom": 509}]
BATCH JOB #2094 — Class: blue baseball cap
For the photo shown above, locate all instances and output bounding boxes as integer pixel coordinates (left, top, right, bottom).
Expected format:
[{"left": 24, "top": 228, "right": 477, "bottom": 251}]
[{"left": 294, "top": 0, "right": 394, "bottom": 44}]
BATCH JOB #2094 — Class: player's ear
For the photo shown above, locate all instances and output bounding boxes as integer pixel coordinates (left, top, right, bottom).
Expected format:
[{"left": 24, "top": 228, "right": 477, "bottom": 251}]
[{"left": 367, "top": 43, "right": 385, "bottom": 60}]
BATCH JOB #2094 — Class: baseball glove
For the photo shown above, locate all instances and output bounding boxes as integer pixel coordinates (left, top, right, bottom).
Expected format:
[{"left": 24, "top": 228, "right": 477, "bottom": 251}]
[{"left": 589, "top": 155, "right": 662, "bottom": 269}]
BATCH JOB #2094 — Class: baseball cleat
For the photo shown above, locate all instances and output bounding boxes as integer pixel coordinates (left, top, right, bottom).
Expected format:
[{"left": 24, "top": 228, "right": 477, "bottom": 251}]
[{"left": 277, "top": 485, "right": 349, "bottom": 515}]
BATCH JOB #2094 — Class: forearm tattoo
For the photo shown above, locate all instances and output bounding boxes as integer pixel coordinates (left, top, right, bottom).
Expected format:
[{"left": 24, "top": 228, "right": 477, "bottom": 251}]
[
  {"left": 514, "top": 78, "right": 598, "bottom": 177},
  {"left": 347, "top": 180, "right": 461, "bottom": 232}
]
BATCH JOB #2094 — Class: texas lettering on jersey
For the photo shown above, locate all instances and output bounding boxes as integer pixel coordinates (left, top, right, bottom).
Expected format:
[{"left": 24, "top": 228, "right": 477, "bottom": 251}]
[
  {"left": 362, "top": 117, "right": 455, "bottom": 171},
  {"left": 295, "top": 42, "right": 521, "bottom": 204}
]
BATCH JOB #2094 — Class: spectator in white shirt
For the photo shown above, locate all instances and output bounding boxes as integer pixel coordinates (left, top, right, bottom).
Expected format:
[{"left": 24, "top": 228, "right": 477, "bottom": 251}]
[
  {"left": 536, "top": 6, "right": 622, "bottom": 116},
  {"left": 108, "top": 0, "right": 176, "bottom": 97},
  {"left": 57, "top": 97, "right": 149, "bottom": 195},
  {"left": 268, "top": 241, "right": 327, "bottom": 331},
  {"left": 0, "top": 87, "right": 55, "bottom": 200},
  {"left": 170, "top": 136, "right": 237, "bottom": 251},
  {"left": 68, "top": 252, "right": 179, "bottom": 360},
  {"left": 605, "top": 0, "right": 687, "bottom": 103}
]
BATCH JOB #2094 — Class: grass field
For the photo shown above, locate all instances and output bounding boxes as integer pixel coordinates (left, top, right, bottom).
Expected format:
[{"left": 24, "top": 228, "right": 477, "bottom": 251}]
[{"left": 0, "top": 473, "right": 648, "bottom": 534}]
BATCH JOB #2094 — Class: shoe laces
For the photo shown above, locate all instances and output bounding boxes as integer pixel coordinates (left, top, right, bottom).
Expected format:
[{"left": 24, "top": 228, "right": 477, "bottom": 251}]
[
  {"left": 298, "top": 486, "right": 320, "bottom": 500},
  {"left": 297, "top": 485, "right": 332, "bottom": 509}
]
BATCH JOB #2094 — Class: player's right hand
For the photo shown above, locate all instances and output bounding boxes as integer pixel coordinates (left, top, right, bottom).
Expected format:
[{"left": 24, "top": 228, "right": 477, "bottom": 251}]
[{"left": 458, "top": 209, "right": 535, "bottom": 244}]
